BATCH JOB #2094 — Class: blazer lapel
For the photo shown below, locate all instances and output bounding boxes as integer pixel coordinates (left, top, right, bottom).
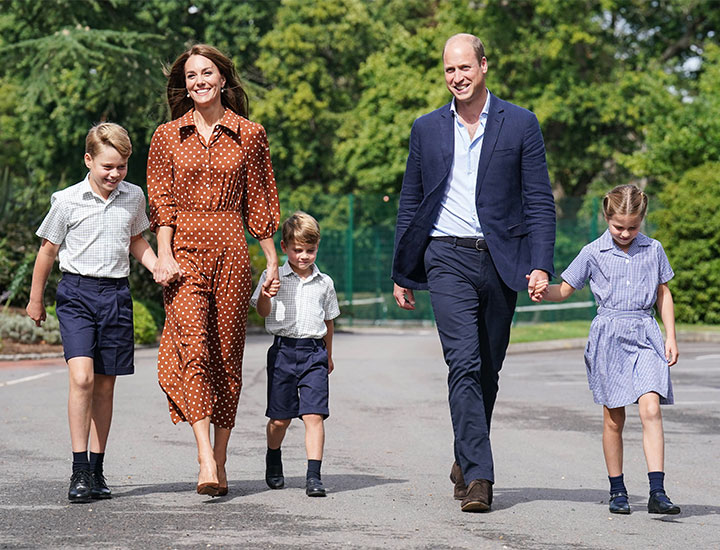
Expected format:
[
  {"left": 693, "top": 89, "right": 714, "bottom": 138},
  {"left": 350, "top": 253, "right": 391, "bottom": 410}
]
[
  {"left": 476, "top": 94, "right": 504, "bottom": 198},
  {"left": 438, "top": 104, "right": 454, "bottom": 177}
]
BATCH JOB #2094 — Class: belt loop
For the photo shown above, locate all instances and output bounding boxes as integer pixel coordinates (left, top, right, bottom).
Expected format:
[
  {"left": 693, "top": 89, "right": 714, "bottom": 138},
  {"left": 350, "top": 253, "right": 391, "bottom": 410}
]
[
  {"left": 274, "top": 335, "right": 282, "bottom": 348},
  {"left": 452, "top": 237, "right": 458, "bottom": 248}
]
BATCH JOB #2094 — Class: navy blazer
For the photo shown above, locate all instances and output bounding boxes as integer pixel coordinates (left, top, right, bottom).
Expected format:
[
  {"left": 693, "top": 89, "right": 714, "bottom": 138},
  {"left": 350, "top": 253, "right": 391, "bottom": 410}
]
[{"left": 392, "top": 94, "right": 556, "bottom": 292}]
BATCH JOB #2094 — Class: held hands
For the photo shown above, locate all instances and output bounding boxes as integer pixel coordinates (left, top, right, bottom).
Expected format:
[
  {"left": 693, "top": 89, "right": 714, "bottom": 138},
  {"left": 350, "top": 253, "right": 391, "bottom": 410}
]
[
  {"left": 26, "top": 301, "right": 46, "bottom": 327},
  {"left": 665, "top": 338, "right": 679, "bottom": 367},
  {"left": 261, "top": 263, "right": 280, "bottom": 298},
  {"left": 153, "top": 254, "right": 182, "bottom": 287},
  {"left": 526, "top": 270, "right": 549, "bottom": 302},
  {"left": 393, "top": 283, "right": 415, "bottom": 310}
]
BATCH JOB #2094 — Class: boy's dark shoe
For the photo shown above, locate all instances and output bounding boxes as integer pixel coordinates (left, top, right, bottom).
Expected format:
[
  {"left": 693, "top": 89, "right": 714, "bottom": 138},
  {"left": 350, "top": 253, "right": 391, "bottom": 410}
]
[
  {"left": 90, "top": 471, "right": 112, "bottom": 499},
  {"left": 265, "top": 463, "right": 284, "bottom": 490},
  {"left": 648, "top": 491, "right": 680, "bottom": 514},
  {"left": 450, "top": 462, "right": 467, "bottom": 500},
  {"left": 608, "top": 492, "right": 630, "bottom": 514},
  {"left": 460, "top": 479, "right": 492, "bottom": 513},
  {"left": 68, "top": 469, "right": 94, "bottom": 503},
  {"left": 306, "top": 477, "right": 326, "bottom": 497}
]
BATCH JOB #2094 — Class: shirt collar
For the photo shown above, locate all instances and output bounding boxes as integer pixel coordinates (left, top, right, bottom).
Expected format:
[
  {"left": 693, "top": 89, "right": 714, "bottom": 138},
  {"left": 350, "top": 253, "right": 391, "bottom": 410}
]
[
  {"left": 80, "top": 173, "right": 126, "bottom": 201},
  {"left": 598, "top": 229, "right": 651, "bottom": 253},
  {"left": 178, "top": 107, "right": 243, "bottom": 136},
  {"left": 280, "top": 261, "right": 321, "bottom": 280},
  {"left": 449, "top": 91, "right": 491, "bottom": 119}
]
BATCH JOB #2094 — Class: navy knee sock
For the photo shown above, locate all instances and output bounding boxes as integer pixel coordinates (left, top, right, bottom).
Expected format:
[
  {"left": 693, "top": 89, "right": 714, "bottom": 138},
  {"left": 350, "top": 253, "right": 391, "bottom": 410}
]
[
  {"left": 648, "top": 471, "right": 666, "bottom": 496},
  {"left": 307, "top": 459, "right": 322, "bottom": 480},
  {"left": 72, "top": 451, "right": 89, "bottom": 473},
  {"left": 609, "top": 474, "right": 628, "bottom": 504},
  {"left": 89, "top": 452, "right": 105, "bottom": 474},
  {"left": 266, "top": 447, "right": 282, "bottom": 466}
]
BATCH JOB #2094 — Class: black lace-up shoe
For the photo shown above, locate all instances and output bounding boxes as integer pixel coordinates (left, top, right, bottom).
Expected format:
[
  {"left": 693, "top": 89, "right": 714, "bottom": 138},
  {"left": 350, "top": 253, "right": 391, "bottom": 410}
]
[
  {"left": 265, "top": 463, "right": 285, "bottom": 490},
  {"left": 306, "top": 477, "right": 326, "bottom": 497},
  {"left": 90, "top": 471, "right": 112, "bottom": 499},
  {"left": 68, "top": 469, "right": 94, "bottom": 503}
]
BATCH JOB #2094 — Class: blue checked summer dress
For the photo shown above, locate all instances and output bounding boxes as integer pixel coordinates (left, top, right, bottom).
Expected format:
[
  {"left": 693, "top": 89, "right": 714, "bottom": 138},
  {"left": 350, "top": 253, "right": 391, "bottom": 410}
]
[{"left": 562, "top": 230, "right": 674, "bottom": 408}]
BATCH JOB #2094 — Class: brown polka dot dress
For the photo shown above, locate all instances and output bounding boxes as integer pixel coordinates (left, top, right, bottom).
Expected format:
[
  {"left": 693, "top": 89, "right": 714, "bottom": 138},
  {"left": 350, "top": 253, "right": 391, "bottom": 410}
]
[{"left": 147, "top": 108, "right": 280, "bottom": 429}]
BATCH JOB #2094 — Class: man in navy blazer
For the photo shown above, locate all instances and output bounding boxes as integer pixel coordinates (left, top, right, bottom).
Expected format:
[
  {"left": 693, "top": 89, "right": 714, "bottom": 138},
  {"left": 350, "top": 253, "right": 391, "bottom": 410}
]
[{"left": 392, "top": 34, "right": 556, "bottom": 512}]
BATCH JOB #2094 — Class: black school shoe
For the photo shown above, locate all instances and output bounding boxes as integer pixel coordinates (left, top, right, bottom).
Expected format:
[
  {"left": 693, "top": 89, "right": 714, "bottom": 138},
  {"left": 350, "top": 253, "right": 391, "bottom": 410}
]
[
  {"left": 90, "top": 471, "right": 112, "bottom": 499},
  {"left": 609, "top": 492, "right": 631, "bottom": 514},
  {"left": 648, "top": 491, "right": 681, "bottom": 514},
  {"left": 265, "top": 463, "right": 285, "bottom": 490},
  {"left": 306, "top": 477, "right": 326, "bottom": 497},
  {"left": 68, "top": 469, "right": 94, "bottom": 503}
]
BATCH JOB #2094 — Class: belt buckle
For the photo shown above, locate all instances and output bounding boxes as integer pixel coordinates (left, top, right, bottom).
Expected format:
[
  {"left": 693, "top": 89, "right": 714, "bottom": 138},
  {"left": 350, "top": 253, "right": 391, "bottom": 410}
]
[{"left": 474, "top": 238, "right": 484, "bottom": 251}]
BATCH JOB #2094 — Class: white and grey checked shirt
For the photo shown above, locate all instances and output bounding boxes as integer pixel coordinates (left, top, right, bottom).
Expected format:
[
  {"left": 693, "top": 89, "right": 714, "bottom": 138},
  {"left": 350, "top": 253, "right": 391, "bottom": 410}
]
[
  {"left": 36, "top": 175, "right": 150, "bottom": 278},
  {"left": 250, "top": 262, "right": 340, "bottom": 338}
]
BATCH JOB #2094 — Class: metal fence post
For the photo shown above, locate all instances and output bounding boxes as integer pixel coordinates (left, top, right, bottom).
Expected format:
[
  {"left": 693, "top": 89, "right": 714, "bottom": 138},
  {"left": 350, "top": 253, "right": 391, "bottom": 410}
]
[{"left": 345, "top": 194, "right": 354, "bottom": 326}]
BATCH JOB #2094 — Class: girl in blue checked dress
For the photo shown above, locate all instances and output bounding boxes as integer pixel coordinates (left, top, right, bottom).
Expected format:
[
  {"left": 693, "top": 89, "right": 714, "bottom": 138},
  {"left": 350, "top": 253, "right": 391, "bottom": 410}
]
[{"left": 534, "top": 184, "right": 680, "bottom": 515}]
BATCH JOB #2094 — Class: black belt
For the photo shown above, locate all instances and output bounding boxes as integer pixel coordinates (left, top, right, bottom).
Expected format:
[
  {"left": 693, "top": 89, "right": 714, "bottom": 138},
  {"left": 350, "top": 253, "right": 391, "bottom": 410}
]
[{"left": 431, "top": 236, "right": 488, "bottom": 251}]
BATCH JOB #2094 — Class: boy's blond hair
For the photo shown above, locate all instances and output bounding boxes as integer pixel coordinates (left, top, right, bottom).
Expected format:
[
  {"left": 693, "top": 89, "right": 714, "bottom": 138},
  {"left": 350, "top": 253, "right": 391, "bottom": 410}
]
[
  {"left": 85, "top": 122, "right": 132, "bottom": 158},
  {"left": 282, "top": 211, "right": 320, "bottom": 245}
]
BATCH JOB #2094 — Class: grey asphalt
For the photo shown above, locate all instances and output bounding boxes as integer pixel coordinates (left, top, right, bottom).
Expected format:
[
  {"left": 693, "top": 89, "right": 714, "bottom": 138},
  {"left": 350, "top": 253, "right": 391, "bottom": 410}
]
[{"left": 1, "top": 331, "right": 718, "bottom": 549}]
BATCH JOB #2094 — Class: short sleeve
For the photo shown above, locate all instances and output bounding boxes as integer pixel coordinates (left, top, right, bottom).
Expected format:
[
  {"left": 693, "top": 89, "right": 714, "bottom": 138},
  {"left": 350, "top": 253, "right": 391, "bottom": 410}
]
[
  {"left": 657, "top": 242, "right": 674, "bottom": 284},
  {"left": 147, "top": 125, "right": 177, "bottom": 231},
  {"left": 323, "top": 277, "right": 341, "bottom": 321},
  {"left": 242, "top": 124, "right": 280, "bottom": 240},
  {"left": 561, "top": 246, "right": 592, "bottom": 290},
  {"left": 36, "top": 193, "right": 68, "bottom": 245},
  {"left": 130, "top": 189, "right": 151, "bottom": 237},
  {"left": 249, "top": 270, "right": 267, "bottom": 308}
]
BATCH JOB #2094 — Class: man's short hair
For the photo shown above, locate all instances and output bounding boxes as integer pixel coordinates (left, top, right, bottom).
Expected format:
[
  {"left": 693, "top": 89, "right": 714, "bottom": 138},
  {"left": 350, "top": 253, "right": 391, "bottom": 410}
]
[
  {"left": 443, "top": 33, "right": 486, "bottom": 65},
  {"left": 282, "top": 211, "right": 320, "bottom": 245}
]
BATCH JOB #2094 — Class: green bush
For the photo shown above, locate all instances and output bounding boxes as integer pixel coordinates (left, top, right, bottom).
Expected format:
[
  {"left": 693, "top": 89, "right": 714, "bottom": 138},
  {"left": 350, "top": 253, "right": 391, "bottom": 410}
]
[
  {"left": 133, "top": 300, "right": 158, "bottom": 345},
  {"left": 0, "top": 311, "right": 61, "bottom": 345},
  {"left": 652, "top": 162, "right": 720, "bottom": 324}
]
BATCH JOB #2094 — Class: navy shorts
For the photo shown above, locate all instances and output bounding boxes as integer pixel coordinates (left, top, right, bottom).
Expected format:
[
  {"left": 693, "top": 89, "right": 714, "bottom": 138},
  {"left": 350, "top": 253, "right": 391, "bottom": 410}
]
[
  {"left": 55, "top": 273, "right": 135, "bottom": 376},
  {"left": 266, "top": 336, "right": 329, "bottom": 419}
]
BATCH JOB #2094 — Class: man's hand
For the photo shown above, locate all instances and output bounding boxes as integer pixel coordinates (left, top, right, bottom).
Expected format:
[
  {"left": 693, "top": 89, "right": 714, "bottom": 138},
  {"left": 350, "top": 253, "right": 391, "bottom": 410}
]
[
  {"left": 526, "top": 269, "right": 549, "bottom": 301},
  {"left": 393, "top": 283, "right": 416, "bottom": 310}
]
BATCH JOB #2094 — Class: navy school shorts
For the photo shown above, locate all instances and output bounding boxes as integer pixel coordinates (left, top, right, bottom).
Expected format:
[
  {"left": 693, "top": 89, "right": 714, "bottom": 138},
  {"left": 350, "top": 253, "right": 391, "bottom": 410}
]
[
  {"left": 266, "top": 335, "right": 329, "bottom": 420},
  {"left": 55, "top": 273, "right": 135, "bottom": 376}
]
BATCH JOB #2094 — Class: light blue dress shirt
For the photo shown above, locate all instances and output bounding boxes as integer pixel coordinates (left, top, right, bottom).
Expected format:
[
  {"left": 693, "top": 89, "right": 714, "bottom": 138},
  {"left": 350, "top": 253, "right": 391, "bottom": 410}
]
[{"left": 430, "top": 94, "right": 490, "bottom": 238}]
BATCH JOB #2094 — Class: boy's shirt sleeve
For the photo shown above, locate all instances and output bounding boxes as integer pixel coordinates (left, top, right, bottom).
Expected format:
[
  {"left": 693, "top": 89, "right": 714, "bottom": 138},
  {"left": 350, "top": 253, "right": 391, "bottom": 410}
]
[
  {"left": 560, "top": 246, "right": 591, "bottom": 290},
  {"left": 36, "top": 193, "right": 68, "bottom": 245},
  {"left": 249, "top": 270, "right": 267, "bottom": 308},
  {"left": 657, "top": 242, "right": 674, "bottom": 284},
  {"left": 130, "top": 187, "right": 151, "bottom": 237},
  {"left": 323, "top": 276, "right": 341, "bottom": 320}
]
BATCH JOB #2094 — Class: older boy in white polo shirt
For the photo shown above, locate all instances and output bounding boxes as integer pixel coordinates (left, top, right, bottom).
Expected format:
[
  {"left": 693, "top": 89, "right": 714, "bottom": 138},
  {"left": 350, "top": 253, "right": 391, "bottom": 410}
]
[
  {"left": 26, "top": 123, "right": 157, "bottom": 503},
  {"left": 251, "top": 211, "right": 340, "bottom": 497}
]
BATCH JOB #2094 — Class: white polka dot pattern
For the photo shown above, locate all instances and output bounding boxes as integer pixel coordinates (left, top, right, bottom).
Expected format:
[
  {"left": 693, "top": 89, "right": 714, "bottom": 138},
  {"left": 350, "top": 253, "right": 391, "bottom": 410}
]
[{"left": 147, "top": 108, "right": 280, "bottom": 428}]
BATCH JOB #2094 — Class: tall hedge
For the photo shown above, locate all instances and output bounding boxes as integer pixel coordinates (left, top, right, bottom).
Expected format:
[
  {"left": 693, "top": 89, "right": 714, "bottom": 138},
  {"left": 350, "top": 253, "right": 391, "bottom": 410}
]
[{"left": 652, "top": 163, "right": 720, "bottom": 324}]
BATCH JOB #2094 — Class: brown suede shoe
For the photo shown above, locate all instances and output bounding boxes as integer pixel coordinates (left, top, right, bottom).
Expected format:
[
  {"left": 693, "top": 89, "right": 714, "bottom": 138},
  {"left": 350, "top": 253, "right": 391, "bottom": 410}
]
[
  {"left": 460, "top": 479, "right": 493, "bottom": 512},
  {"left": 450, "top": 462, "right": 468, "bottom": 500}
]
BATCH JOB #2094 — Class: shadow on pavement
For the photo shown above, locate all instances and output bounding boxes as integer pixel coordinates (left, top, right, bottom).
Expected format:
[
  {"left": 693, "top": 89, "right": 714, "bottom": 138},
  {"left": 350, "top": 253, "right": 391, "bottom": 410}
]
[
  {"left": 494, "top": 487, "right": 720, "bottom": 519},
  {"left": 114, "top": 473, "right": 407, "bottom": 501}
]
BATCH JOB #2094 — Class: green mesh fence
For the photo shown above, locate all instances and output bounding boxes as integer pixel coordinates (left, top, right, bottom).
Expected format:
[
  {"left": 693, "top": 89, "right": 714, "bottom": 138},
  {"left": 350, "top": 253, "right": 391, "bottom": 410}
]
[{"left": 277, "top": 194, "right": 612, "bottom": 326}]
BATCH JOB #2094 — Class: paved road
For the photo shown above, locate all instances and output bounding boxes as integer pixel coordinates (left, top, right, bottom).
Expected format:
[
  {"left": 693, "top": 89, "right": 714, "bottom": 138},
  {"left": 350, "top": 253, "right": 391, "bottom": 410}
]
[{"left": 1, "top": 332, "right": 718, "bottom": 549}]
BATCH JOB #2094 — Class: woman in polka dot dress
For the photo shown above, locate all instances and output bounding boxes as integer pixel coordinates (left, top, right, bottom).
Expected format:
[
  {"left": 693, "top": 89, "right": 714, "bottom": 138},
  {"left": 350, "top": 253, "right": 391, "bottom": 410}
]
[{"left": 147, "top": 44, "right": 280, "bottom": 496}]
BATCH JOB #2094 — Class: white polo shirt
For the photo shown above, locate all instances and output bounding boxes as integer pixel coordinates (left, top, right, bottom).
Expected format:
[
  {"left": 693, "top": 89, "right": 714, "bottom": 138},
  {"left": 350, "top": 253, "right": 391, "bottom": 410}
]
[{"left": 36, "top": 175, "right": 150, "bottom": 278}]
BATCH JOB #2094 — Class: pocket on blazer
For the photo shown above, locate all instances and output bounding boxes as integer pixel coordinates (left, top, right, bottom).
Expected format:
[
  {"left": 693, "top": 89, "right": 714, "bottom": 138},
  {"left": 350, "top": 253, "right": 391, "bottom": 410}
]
[{"left": 507, "top": 222, "right": 529, "bottom": 238}]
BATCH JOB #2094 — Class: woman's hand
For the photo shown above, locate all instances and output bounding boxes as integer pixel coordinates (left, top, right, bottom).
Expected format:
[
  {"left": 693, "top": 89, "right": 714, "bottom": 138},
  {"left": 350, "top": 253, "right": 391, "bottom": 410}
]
[{"left": 262, "top": 263, "right": 280, "bottom": 298}]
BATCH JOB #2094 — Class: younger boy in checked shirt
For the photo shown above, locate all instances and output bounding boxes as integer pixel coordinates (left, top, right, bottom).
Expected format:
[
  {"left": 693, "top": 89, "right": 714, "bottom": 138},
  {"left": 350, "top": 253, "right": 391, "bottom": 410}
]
[
  {"left": 26, "top": 123, "right": 158, "bottom": 503},
  {"left": 250, "top": 211, "right": 340, "bottom": 497}
]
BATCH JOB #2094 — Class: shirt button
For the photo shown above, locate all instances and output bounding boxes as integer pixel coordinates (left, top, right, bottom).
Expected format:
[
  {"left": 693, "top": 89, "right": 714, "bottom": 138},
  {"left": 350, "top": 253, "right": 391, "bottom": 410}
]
[
  {"left": 625, "top": 259, "right": 629, "bottom": 264},
  {"left": 626, "top": 280, "right": 630, "bottom": 285}
]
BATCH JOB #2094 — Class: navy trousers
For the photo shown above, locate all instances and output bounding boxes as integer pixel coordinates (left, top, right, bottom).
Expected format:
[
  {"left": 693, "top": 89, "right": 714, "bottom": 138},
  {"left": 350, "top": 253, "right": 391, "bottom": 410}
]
[{"left": 424, "top": 239, "right": 517, "bottom": 483}]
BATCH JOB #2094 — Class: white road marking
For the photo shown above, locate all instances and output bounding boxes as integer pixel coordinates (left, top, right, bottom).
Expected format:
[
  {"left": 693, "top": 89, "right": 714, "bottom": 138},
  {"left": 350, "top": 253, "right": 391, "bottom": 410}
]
[{"left": 0, "top": 369, "right": 64, "bottom": 387}]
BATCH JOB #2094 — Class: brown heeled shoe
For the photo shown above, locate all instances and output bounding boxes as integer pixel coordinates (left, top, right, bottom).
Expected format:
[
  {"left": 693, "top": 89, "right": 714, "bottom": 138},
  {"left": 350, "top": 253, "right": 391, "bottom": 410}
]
[{"left": 196, "top": 482, "right": 219, "bottom": 496}]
